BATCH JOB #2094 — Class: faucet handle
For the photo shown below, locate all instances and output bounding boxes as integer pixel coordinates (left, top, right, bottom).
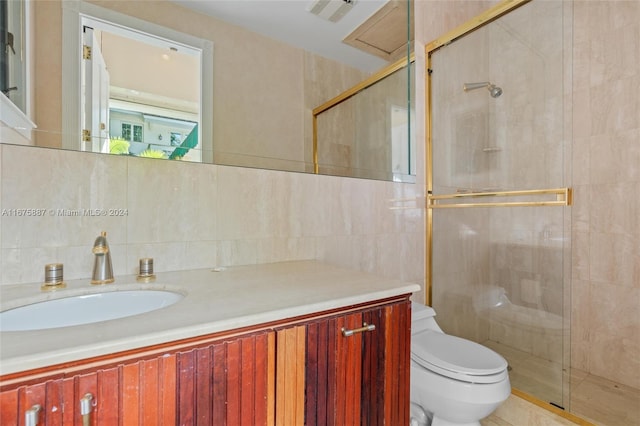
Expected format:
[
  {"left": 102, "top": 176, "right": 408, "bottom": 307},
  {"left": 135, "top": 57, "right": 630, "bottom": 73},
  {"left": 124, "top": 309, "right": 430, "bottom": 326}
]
[
  {"left": 41, "top": 263, "right": 67, "bottom": 291},
  {"left": 137, "top": 258, "right": 156, "bottom": 282}
]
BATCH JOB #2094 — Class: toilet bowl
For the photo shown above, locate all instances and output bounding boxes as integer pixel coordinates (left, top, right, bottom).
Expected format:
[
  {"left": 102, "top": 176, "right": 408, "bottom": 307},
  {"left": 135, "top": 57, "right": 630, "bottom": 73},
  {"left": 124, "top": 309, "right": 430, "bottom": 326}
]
[{"left": 410, "top": 302, "right": 511, "bottom": 426}]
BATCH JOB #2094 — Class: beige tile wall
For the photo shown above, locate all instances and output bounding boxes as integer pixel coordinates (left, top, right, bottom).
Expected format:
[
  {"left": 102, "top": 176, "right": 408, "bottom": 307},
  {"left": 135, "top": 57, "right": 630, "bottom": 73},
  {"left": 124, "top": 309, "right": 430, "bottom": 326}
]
[
  {"left": 571, "top": 0, "right": 640, "bottom": 390},
  {"left": 0, "top": 144, "right": 425, "bottom": 293}
]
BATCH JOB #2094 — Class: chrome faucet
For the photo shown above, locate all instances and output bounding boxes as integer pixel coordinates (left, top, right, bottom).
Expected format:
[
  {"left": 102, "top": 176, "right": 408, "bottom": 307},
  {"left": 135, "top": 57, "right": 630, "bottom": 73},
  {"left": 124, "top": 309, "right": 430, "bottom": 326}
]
[{"left": 91, "top": 231, "right": 114, "bottom": 284}]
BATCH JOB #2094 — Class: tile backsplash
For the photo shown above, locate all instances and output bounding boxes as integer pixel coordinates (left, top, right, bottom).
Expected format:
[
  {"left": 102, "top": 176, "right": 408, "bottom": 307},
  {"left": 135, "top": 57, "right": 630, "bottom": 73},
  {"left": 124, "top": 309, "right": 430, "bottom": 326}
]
[{"left": 0, "top": 144, "right": 425, "bottom": 295}]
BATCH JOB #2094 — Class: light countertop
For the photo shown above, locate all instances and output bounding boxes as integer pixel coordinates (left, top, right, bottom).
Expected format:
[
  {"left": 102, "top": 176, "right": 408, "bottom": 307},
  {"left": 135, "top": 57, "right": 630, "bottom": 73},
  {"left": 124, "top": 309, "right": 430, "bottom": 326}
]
[{"left": 0, "top": 261, "right": 420, "bottom": 376}]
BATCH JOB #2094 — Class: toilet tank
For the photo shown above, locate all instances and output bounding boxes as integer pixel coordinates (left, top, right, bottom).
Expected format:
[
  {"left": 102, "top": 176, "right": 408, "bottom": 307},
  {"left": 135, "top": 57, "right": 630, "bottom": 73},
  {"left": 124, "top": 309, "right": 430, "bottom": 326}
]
[{"left": 411, "top": 302, "right": 443, "bottom": 334}]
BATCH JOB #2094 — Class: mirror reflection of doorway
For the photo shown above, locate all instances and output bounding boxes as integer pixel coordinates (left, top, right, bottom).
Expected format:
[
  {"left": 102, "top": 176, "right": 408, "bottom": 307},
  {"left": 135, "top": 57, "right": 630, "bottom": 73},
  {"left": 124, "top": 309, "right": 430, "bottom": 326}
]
[
  {"left": 82, "top": 25, "right": 110, "bottom": 154},
  {"left": 79, "top": 15, "right": 202, "bottom": 161}
]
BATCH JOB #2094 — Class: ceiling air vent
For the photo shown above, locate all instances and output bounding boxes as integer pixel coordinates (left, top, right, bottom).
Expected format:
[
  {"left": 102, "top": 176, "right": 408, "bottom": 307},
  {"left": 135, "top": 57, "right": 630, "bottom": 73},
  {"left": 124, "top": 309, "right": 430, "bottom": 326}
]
[{"left": 307, "top": 0, "right": 357, "bottom": 23}]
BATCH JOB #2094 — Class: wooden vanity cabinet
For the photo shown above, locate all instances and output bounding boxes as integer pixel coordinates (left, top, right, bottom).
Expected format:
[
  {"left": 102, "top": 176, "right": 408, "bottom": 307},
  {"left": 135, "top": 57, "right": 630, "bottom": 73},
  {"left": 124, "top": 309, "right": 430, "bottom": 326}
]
[
  {"left": 0, "top": 295, "right": 411, "bottom": 426},
  {"left": 0, "top": 330, "right": 275, "bottom": 426}
]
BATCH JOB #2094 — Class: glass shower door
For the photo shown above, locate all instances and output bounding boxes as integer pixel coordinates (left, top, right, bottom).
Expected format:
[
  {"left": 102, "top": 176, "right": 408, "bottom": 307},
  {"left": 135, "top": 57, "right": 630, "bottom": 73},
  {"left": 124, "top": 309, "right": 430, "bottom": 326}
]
[{"left": 426, "top": 0, "right": 572, "bottom": 410}]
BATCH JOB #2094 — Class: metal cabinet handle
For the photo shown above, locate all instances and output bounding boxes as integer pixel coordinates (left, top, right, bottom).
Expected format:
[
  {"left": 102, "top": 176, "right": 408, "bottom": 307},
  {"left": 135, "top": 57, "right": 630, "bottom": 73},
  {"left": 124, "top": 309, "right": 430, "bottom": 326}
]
[
  {"left": 80, "top": 393, "right": 94, "bottom": 426},
  {"left": 341, "top": 322, "right": 376, "bottom": 337},
  {"left": 25, "top": 404, "right": 41, "bottom": 426}
]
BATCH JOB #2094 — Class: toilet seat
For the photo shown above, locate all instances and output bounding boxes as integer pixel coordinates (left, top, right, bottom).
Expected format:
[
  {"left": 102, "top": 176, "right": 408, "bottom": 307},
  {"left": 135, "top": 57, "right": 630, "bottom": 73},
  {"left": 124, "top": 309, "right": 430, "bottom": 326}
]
[{"left": 412, "top": 329, "right": 508, "bottom": 384}]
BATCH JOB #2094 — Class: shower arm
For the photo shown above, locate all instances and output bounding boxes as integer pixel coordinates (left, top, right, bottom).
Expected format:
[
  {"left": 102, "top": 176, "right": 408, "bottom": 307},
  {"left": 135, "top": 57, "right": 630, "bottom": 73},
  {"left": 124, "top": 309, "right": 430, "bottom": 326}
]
[{"left": 463, "top": 82, "right": 491, "bottom": 91}]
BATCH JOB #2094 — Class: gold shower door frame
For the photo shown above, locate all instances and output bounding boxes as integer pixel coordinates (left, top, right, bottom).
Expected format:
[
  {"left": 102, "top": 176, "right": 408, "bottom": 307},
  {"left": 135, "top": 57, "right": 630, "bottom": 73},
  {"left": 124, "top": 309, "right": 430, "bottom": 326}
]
[{"left": 423, "top": 0, "right": 586, "bottom": 424}]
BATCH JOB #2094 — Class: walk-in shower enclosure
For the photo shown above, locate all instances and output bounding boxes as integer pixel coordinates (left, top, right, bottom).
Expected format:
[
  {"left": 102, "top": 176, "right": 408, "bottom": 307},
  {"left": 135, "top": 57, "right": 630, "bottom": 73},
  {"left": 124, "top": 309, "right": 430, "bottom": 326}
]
[{"left": 426, "top": 0, "right": 573, "bottom": 413}]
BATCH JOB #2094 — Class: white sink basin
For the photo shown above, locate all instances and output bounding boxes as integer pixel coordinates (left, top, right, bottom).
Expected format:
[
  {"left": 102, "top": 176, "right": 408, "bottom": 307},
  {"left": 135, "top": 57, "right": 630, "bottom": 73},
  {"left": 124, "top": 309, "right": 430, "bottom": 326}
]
[{"left": 0, "top": 290, "right": 183, "bottom": 331}]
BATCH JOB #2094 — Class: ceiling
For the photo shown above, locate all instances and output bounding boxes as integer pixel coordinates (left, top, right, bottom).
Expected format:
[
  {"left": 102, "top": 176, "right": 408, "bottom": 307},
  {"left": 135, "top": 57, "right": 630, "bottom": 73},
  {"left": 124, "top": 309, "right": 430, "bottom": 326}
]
[{"left": 170, "top": 0, "right": 393, "bottom": 72}]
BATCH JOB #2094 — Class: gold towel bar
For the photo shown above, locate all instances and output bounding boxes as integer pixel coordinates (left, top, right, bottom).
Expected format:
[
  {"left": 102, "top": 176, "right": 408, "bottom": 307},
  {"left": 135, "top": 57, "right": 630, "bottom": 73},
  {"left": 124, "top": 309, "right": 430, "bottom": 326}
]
[{"left": 428, "top": 187, "right": 571, "bottom": 209}]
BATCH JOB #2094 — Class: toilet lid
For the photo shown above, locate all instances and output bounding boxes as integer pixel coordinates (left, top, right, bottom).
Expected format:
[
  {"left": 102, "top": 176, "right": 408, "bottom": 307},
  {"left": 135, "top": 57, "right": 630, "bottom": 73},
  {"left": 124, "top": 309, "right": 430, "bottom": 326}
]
[{"left": 412, "top": 330, "right": 508, "bottom": 382}]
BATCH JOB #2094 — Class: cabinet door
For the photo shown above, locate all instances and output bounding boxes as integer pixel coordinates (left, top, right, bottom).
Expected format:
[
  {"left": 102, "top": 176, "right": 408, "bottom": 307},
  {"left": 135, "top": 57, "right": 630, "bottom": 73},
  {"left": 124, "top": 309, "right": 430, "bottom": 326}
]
[
  {"left": 176, "top": 330, "right": 275, "bottom": 426},
  {"left": 363, "top": 300, "right": 411, "bottom": 426},
  {"left": 305, "top": 299, "right": 411, "bottom": 426}
]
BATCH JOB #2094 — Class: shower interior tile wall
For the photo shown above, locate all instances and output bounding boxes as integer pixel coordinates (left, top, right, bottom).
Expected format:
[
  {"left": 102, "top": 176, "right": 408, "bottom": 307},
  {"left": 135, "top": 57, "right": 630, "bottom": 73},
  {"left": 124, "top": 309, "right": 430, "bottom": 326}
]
[
  {"left": 570, "top": 0, "right": 640, "bottom": 390},
  {"left": 0, "top": 144, "right": 425, "bottom": 293}
]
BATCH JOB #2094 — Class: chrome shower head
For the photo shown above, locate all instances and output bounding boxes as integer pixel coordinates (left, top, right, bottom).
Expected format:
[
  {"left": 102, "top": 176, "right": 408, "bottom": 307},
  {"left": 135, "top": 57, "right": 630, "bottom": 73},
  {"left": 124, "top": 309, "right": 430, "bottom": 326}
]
[
  {"left": 463, "top": 82, "right": 503, "bottom": 98},
  {"left": 487, "top": 84, "right": 502, "bottom": 98}
]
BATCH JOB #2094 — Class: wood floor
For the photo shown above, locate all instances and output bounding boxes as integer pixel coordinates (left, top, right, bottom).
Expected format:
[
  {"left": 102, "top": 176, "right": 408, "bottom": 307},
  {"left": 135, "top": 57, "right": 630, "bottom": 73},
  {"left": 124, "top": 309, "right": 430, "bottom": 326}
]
[{"left": 482, "top": 341, "right": 640, "bottom": 426}]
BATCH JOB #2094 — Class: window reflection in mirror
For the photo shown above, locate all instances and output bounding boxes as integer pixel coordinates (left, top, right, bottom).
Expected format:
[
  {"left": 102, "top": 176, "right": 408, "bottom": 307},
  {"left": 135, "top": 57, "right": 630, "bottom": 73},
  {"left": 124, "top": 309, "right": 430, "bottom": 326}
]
[
  {"left": 60, "top": 2, "right": 213, "bottom": 162},
  {"left": 79, "top": 16, "right": 202, "bottom": 161}
]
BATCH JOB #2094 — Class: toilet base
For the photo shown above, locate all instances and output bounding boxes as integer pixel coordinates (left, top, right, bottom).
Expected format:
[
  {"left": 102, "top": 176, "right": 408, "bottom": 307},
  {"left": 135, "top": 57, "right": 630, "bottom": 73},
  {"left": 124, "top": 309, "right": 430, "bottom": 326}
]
[{"left": 410, "top": 402, "right": 430, "bottom": 426}]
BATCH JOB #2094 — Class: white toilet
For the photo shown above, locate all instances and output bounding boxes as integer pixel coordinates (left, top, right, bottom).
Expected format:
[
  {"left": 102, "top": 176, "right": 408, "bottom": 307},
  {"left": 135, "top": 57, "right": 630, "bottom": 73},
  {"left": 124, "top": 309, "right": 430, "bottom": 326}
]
[{"left": 410, "top": 302, "right": 511, "bottom": 426}]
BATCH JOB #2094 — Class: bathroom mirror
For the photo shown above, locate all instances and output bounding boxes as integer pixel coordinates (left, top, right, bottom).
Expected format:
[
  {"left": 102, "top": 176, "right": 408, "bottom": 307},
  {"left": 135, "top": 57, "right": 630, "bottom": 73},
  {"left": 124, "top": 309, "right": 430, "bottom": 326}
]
[{"left": 0, "top": 0, "right": 414, "bottom": 182}]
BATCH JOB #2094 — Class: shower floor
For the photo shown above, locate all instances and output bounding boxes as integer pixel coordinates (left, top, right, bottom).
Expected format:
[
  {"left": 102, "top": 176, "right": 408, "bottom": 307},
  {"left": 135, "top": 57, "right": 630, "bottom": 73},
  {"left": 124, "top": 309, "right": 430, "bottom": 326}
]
[{"left": 483, "top": 340, "right": 640, "bottom": 426}]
